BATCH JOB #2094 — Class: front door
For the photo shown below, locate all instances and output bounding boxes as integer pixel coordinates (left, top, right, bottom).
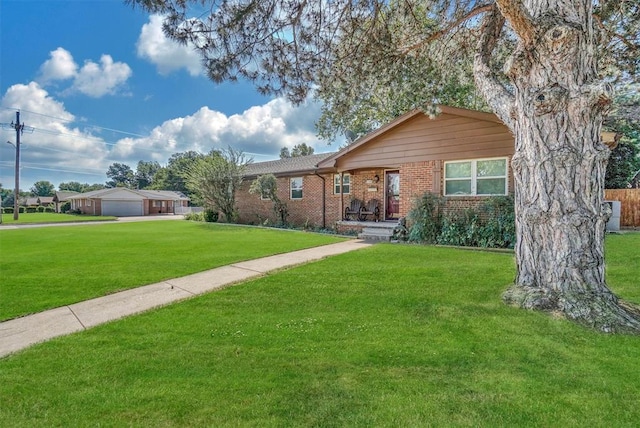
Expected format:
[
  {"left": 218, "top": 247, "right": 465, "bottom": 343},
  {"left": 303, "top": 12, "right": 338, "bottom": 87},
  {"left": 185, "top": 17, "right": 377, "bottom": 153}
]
[{"left": 385, "top": 171, "right": 400, "bottom": 220}]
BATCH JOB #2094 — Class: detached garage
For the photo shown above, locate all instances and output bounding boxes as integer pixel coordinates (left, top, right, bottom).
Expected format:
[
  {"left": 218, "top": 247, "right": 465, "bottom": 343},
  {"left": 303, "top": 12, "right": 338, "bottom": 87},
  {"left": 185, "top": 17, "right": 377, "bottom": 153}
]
[{"left": 67, "top": 188, "right": 190, "bottom": 217}]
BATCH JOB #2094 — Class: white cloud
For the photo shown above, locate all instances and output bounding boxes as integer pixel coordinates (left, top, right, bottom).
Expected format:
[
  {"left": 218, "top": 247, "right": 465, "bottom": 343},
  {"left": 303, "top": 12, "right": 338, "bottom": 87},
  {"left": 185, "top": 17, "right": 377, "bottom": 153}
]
[
  {"left": 38, "top": 47, "right": 77, "bottom": 83},
  {"left": 136, "top": 14, "right": 202, "bottom": 76},
  {"left": 110, "top": 97, "right": 328, "bottom": 162},
  {"left": 72, "top": 55, "right": 132, "bottom": 98},
  {"left": 37, "top": 48, "right": 132, "bottom": 98}
]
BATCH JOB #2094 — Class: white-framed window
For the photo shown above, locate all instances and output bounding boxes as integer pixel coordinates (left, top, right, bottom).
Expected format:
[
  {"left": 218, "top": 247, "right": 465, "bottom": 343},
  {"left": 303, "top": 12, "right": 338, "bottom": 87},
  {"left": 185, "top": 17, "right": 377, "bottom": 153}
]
[
  {"left": 444, "top": 157, "right": 508, "bottom": 196},
  {"left": 86, "top": 199, "right": 92, "bottom": 207},
  {"left": 290, "top": 177, "right": 303, "bottom": 199},
  {"left": 334, "top": 173, "right": 351, "bottom": 194}
]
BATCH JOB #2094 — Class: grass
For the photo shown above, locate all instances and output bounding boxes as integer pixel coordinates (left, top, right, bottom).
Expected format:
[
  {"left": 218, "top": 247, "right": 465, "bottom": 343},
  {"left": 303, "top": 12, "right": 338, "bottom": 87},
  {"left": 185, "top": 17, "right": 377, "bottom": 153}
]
[
  {"left": 0, "top": 234, "right": 639, "bottom": 426},
  {"left": 1, "top": 212, "right": 116, "bottom": 224},
  {"left": 0, "top": 221, "right": 345, "bottom": 321}
]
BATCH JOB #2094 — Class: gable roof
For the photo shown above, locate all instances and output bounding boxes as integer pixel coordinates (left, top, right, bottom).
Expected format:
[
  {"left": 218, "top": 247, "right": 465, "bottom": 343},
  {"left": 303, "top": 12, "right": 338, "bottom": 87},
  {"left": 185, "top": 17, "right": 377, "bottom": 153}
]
[
  {"left": 54, "top": 191, "right": 79, "bottom": 202},
  {"left": 38, "top": 197, "right": 54, "bottom": 204},
  {"left": 317, "top": 105, "right": 504, "bottom": 169},
  {"left": 243, "top": 152, "right": 337, "bottom": 178}
]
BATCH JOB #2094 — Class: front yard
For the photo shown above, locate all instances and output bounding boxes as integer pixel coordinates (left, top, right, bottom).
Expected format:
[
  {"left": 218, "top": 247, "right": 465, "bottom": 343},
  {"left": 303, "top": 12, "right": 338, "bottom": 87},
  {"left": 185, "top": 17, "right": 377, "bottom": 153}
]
[
  {"left": 0, "top": 221, "right": 346, "bottom": 321},
  {"left": 1, "top": 212, "right": 116, "bottom": 224},
  {"left": 0, "top": 232, "right": 639, "bottom": 426}
]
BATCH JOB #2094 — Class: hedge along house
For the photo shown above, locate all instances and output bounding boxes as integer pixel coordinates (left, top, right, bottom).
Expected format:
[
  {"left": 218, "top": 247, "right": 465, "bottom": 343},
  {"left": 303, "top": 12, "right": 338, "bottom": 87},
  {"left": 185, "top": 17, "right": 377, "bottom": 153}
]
[
  {"left": 66, "top": 188, "right": 190, "bottom": 217},
  {"left": 236, "top": 105, "right": 517, "bottom": 231}
]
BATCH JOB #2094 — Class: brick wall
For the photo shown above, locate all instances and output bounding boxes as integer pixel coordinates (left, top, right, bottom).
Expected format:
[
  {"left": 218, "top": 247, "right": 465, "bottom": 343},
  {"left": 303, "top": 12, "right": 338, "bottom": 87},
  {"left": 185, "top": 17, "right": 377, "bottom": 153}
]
[
  {"left": 400, "top": 161, "right": 437, "bottom": 218},
  {"left": 237, "top": 175, "right": 334, "bottom": 228},
  {"left": 76, "top": 198, "right": 101, "bottom": 215}
]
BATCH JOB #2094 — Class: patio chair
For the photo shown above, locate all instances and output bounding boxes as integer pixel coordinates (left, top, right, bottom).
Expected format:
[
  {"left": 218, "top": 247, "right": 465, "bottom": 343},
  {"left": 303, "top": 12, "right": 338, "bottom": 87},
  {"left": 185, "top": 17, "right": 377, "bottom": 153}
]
[
  {"left": 344, "top": 198, "right": 364, "bottom": 221},
  {"left": 359, "top": 199, "right": 381, "bottom": 221}
]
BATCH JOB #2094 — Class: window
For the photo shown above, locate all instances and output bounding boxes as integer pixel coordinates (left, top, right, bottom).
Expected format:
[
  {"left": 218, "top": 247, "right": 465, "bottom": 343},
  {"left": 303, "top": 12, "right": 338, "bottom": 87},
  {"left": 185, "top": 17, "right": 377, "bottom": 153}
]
[
  {"left": 334, "top": 173, "right": 350, "bottom": 194},
  {"left": 290, "top": 177, "right": 303, "bottom": 199},
  {"left": 444, "top": 158, "right": 507, "bottom": 196}
]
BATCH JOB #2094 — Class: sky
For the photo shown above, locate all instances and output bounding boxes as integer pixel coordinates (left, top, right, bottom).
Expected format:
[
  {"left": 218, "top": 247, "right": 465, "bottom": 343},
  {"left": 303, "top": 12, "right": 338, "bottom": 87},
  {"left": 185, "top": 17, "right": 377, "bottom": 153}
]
[{"left": 0, "top": 0, "right": 337, "bottom": 192}]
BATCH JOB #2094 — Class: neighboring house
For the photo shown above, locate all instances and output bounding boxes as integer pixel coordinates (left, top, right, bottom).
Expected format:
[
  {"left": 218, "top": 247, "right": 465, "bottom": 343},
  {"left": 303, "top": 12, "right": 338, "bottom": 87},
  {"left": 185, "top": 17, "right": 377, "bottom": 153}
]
[
  {"left": 236, "top": 105, "right": 516, "bottom": 229},
  {"left": 53, "top": 191, "right": 79, "bottom": 212},
  {"left": 23, "top": 196, "right": 55, "bottom": 207},
  {"left": 66, "top": 188, "right": 189, "bottom": 217}
]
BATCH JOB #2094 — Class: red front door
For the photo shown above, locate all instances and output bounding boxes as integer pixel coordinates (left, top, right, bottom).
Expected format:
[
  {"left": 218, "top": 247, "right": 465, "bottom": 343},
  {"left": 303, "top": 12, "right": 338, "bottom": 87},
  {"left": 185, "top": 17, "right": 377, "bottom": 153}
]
[{"left": 385, "top": 171, "right": 400, "bottom": 220}]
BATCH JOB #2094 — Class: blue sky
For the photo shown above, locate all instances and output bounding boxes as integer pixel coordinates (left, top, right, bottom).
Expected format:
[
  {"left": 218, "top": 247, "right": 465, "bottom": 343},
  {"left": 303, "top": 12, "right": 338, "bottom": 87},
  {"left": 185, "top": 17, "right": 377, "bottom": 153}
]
[{"left": 0, "top": 0, "right": 334, "bottom": 191}]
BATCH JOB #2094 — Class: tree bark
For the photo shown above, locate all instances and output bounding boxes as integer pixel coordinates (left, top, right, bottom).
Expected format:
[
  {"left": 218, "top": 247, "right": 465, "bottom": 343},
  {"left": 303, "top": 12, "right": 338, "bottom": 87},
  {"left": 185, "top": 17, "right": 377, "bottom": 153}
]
[{"left": 478, "top": 0, "right": 640, "bottom": 333}]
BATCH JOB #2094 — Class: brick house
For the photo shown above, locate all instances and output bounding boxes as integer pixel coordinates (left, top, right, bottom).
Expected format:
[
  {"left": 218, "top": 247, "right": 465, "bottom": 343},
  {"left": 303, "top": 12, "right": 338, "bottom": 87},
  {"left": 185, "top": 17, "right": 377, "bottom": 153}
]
[
  {"left": 67, "top": 188, "right": 189, "bottom": 217},
  {"left": 236, "top": 105, "right": 516, "bottom": 231}
]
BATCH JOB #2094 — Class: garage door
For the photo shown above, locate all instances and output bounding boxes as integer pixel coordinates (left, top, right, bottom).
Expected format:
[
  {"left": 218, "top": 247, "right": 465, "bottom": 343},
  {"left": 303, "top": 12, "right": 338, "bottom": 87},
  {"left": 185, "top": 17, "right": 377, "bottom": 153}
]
[{"left": 102, "top": 200, "right": 144, "bottom": 217}]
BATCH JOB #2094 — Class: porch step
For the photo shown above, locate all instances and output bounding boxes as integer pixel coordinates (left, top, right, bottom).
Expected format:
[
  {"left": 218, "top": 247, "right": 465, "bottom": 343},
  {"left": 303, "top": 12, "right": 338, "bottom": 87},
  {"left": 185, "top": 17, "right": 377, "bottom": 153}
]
[{"left": 358, "top": 226, "right": 395, "bottom": 242}]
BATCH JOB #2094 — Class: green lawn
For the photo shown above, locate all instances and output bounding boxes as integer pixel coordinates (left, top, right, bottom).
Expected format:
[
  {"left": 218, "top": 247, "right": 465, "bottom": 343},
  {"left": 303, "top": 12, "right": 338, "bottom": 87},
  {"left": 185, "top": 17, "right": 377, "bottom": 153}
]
[
  {"left": 1, "top": 212, "right": 116, "bottom": 224},
  {"left": 0, "top": 234, "right": 639, "bottom": 426},
  {"left": 0, "top": 221, "right": 345, "bottom": 321}
]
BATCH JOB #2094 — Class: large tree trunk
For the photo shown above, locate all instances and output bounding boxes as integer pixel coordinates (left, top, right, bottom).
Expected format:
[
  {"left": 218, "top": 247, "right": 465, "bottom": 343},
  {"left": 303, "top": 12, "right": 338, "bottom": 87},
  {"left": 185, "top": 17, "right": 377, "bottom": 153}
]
[{"left": 478, "top": 1, "right": 640, "bottom": 333}]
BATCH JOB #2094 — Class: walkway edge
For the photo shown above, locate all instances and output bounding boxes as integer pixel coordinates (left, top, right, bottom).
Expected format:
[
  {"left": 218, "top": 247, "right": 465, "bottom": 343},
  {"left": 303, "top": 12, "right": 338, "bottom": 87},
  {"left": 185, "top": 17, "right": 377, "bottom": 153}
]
[{"left": 0, "top": 240, "right": 372, "bottom": 358}]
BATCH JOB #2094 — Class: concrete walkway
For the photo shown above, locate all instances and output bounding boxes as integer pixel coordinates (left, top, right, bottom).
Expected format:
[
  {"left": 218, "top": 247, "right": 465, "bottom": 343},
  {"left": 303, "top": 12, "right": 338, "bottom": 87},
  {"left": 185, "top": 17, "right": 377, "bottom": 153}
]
[{"left": 0, "top": 240, "right": 372, "bottom": 358}]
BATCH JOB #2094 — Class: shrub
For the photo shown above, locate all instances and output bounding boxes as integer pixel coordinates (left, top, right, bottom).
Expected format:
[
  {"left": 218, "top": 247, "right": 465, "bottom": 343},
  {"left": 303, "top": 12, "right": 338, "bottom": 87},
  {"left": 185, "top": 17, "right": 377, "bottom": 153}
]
[
  {"left": 26, "top": 207, "right": 37, "bottom": 213},
  {"left": 60, "top": 201, "right": 71, "bottom": 213},
  {"left": 407, "top": 192, "right": 445, "bottom": 243},
  {"left": 37, "top": 205, "right": 46, "bottom": 213},
  {"left": 477, "top": 195, "right": 515, "bottom": 248},
  {"left": 4, "top": 207, "right": 13, "bottom": 214},
  {"left": 406, "top": 192, "right": 515, "bottom": 249},
  {"left": 204, "top": 209, "right": 219, "bottom": 222},
  {"left": 437, "top": 209, "right": 482, "bottom": 247},
  {"left": 44, "top": 206, "right": 55, "bottom": 213},
  {"left": 185, "top": 212, "right": 204, "bottom": 222}
]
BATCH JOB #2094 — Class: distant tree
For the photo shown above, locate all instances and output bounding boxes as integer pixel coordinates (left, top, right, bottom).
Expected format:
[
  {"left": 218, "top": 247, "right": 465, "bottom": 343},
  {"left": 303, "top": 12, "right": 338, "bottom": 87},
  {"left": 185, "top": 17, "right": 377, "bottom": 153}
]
[
  {"left": 249, "top": 173, "right": 288, "bottom": 225},
  {"left": 279, "top": 147, "right": 291, "bottom": 159},
  {"left": 30, "top": 181, "right": 55, "bottom": 197},
  {"left": 184, "top": 147, "right": 252, "bottom": 222},
  {"left": 1, "top": 186, "right": 13, "bottom": 208},
  {"left": 291, "top": 143, "right": 314, "bottom": 157},
  {"left": 59, "top": 182, "right": 105, "bottom": 193},
  {"left": 59, "top": 181, "right": 85, "bottom": 193},
  {"left": 280, "top": 143, "right": 315, "bottom": 159},
  {"left": 150, "top": 151, "right": 205, "bottom": 193},
  {"left": 605, "top": 84, "right": 640, "bottom": 189},
  {"left": 106, "top": 163, "right": 135, "bottom": 188},
  {"left": 83, "top": 183, "right": 106, "bottom": 192},
  {"left": 606, "top": 142, "right": 640, "bottom": 189},
  {"left": 134, "top": 160, "right": 161, "bottom": 189}
]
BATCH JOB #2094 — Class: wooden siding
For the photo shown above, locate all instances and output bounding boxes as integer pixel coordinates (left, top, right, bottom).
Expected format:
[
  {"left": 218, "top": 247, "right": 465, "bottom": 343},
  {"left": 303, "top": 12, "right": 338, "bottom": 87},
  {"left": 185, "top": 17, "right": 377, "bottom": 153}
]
[
  {"left": 605, "top": 189, "right": 640, "bottom": 227},
  {"left": 333, "top": 113, "right": 514, "bottom": 171}
]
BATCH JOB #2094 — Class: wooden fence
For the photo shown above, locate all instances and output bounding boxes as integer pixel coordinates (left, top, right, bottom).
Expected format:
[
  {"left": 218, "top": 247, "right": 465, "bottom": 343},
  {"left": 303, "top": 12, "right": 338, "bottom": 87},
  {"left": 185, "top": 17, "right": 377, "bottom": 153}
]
[{"left": 605, "top": 189, "right": 640, "bottom": 228}]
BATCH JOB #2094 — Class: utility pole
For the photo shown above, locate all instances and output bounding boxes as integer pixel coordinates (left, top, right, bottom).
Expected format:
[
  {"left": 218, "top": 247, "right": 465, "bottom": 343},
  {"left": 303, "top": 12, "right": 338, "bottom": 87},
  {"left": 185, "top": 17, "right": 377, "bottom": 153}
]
[
  {"left": 11, "top": 112, "right": 24, "bottom": 221},
  {"left": 2, "top": 111, "right": 33, "bottom": 221}
]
